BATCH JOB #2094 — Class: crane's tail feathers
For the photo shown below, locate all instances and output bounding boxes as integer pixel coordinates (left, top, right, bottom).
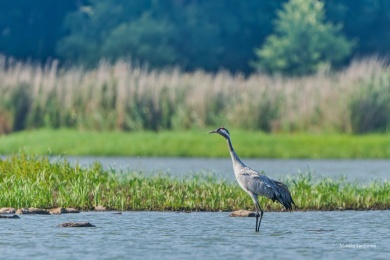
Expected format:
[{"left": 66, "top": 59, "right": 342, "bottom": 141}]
[{"left": 273, "top": 180, "right": 295, "bottom": 211}]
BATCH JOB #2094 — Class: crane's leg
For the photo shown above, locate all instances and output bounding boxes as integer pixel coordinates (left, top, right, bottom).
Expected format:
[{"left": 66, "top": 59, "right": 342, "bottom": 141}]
[{"left": 255, "top": 202, "right": 264, "bottom": 232}]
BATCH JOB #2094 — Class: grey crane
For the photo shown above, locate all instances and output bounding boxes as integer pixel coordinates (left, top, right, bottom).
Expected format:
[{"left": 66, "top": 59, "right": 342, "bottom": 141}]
[{"left": 208, "top": 127, "right": 295, "bottom": 232}]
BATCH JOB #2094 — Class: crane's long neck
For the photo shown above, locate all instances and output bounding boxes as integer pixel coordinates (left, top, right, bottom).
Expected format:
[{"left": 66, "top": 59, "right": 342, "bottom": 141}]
[{"left": 226, "top": 137, "right": 246, "bottom": 171}]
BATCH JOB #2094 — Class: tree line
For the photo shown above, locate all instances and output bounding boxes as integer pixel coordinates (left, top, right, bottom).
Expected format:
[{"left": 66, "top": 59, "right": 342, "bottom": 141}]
[{"left": 0, "top": 0, "right": 389, "bottom": 74}]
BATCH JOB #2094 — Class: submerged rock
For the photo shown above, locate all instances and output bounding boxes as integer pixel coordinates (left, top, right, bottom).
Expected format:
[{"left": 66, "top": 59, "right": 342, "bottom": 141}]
[
  {"left": 229, "top": 210, "right": 256, "bottom": 217},
  {"left": 0, "top": 214, "right": 20, "bottom": 219},
  {"left": 0, "top": 207, "right": 16, "bottom": 214},
  {"left": 57, "top": 222, "right": 96, "bottom": 227}
]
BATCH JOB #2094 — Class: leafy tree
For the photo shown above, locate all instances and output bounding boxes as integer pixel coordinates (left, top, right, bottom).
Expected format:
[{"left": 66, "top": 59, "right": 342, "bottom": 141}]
[
  {"left": 252, "top": 0, "right": 354, "bottom": 75},
  {"left": 56, "top": 0, "right": 156, "bottom": 67},
  {"left": 3, "top": 0, "right": 388, "bottom": 73},
  {"left": 56, "top": 0, "right": 284, "bottom": 72},
  {"left": 161, "top": 0, "right": 284, "bottom": 72},
  {"left": 0, "top": 0, "right": 79, "bottom": 61},
  {"left": 325, "top": 0, "right": 390, "bottom": 56},
  {"left": 101, "top": 14, "right": 178, "bottom": 67}
]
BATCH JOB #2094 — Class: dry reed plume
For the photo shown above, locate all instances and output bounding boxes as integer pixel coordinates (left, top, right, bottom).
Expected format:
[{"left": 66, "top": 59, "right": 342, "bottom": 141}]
[{"left": 0, "top": 56, "right": 389, "bottom": 134}]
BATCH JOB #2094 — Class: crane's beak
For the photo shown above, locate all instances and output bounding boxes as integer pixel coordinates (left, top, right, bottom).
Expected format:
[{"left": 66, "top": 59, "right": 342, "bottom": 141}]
[{"left": 207, "top": 130, "right": 217, "bottom": 134}]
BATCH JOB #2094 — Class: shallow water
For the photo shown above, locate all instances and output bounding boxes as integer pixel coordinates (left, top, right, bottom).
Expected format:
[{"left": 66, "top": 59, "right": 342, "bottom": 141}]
[{"left": 1, "top": 211, "right": 389, "bottom": 259}]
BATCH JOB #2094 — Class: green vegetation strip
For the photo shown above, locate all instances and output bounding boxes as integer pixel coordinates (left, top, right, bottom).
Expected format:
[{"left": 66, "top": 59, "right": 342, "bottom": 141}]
[
  {"left": 1, "top": 129, "right": 390, "bottom": 158},
  {"left": 1, "top": 153, "right": 389, "bottom": 211}
]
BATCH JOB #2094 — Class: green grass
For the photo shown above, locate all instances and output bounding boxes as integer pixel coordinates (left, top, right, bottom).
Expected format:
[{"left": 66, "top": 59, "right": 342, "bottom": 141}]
[
  {"left": 0, "top": 153, "right": 389, "bottom": 211},
  {"left": 1, "top": 129, "right": 390, "bottom": 158}
]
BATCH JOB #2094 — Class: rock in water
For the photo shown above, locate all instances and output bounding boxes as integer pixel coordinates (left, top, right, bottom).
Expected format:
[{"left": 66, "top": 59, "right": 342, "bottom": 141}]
[
  {"left": 0, "top": 214, "right": 20, "bottom": 219},
  {"left": 94, "top": 205, "right": 107, "bottom": 211},
  {"left": 57, "top": 222, "right": 96, "bottom": 227},
  {"left": 0, "top": 207, "right": 16, "bottom": 214},
  {"left": 50, "top": 207, "right": 67, "bottom": 214},
  {"left": 229, "top": 210, "right": 256, "bottom": 217},
  {"left": 65, "top": 208, "right": 80, "bottom": 213},
  {"left": 16, "top": 208, "right": 50, "bottom": 215},
  {"left": 49, "top": 207, "right": 80, "bottom": 214}
]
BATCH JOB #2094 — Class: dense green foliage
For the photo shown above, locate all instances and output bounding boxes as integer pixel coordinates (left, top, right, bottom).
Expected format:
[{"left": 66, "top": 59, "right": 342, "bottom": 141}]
[
  {"left": 56, "top": 0, "right": 283, "bottom": 73},
  {"left": 1, "top": 58, "right": 389, "bottom": 134},
  {"left": 253, "top": 0, "right": 353, "bottom": 75},
  {"left": 0, "top": 153, "right": 389, "bottom": 211},
  {"left": 0, "top": 0, "right": 389, "bottom": 73},
  {"left": 325, "top": 0, "right": 390, "bottom": 57},
  {"left": 0, "top": 1, "right": 78, "bottom": 61},
  {"left": 1, "top": 129, "right": 390, "bottom": 158}
]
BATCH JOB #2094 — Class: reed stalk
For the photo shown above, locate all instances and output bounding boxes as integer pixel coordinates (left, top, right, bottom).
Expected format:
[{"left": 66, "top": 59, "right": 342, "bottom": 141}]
[{"left": 0, "top": 57, "right": 389, "bottom": 134}]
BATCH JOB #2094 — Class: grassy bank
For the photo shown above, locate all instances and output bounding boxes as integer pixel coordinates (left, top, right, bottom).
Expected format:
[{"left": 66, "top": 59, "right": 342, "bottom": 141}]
[
  {"left": 0, "top": 57, "right": 389, "bottom": 135},
  {"left": 0, "top": 153, "right": 389, "bottom": 211},
  {"left": 1, "top": 129, "right": 390, "bottom": 158}
]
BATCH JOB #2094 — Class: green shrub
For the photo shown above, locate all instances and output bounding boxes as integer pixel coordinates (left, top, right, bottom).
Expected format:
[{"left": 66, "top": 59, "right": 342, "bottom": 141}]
[{"left": 252, "top": 0, "right": 353, "bottom": 75}]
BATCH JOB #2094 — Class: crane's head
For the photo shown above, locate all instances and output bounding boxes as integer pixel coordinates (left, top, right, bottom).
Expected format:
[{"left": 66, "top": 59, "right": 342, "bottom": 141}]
[{"left": 207, "top": 127, "right": 230, "bottom": 139}]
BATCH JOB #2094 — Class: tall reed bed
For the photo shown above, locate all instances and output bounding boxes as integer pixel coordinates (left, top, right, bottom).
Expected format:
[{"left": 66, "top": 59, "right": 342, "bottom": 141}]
[
  {"left": 0, "top": 153, "right": 389, "bottom": 211},
  {"left": 0, "top": 56, "right": 389, "bottom": 134}
]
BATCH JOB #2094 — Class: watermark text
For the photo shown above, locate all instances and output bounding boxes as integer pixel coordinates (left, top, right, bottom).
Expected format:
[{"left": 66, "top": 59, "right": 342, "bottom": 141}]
[{"left": 340, "top": 243, "right": 376, "bottom": 249}]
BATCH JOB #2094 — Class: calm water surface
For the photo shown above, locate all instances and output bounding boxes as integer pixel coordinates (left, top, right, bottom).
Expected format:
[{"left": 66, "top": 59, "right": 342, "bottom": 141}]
[
  {"left": 2, "top": 155, "right": 389, "bottom": 182},
  {"left": 1, "top": 211, "right": 389, "bottom": 259},
  {"left": 64, "top": 157, "right": 390, "bottom": 182}
]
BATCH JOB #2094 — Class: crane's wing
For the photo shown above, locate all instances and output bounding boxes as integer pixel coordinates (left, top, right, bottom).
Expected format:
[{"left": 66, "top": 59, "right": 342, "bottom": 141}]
[
  {"left": 242, "top": 170, "right": 279, "bottom": 199},
  {"left": 241, "top": 168, "right": 295, "bottom": 211}
]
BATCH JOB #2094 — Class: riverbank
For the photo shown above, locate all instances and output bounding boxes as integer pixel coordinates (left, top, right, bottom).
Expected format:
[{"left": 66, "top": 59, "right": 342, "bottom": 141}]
[
  {"left": 1, "top": 129, "right": 390, "bottom": 158},
  {"left": 1, "top": 153, "right": 389, "bottom": 211}
]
